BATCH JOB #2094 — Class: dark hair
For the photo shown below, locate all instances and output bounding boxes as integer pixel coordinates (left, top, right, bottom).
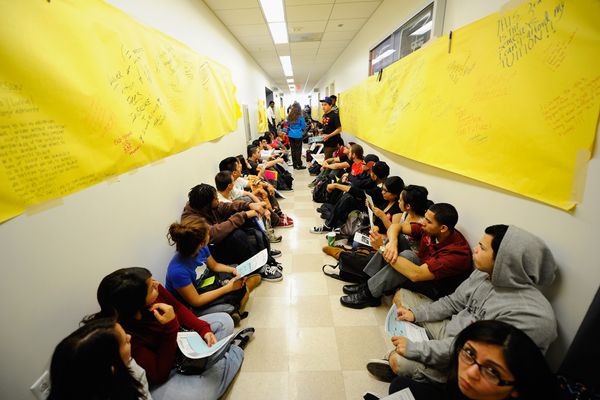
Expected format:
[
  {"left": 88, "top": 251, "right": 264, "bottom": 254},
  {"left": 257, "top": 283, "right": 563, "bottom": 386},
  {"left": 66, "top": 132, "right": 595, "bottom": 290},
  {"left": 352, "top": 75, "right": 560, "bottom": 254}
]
[
  {"left": 401, "top": 185, "right": 431, "bottom": 216},
  {"left": 485, "top": 224, "right": 509, "bottom": 258},
  {"left": 96, "top": 267, "right": 152, "bottom": 320},
  {"left": 350, "top": 144, "right": 364, "bottom": 160},
  {"left": 188, "top": 184, "right": 217, "bottom": 210},
  {"left": 219, "top": 156, "right": 239, "bottom": 173},
  {"left": 330, "top": 95, "right": 337, "bottom": 101},
  {"left": 48, "top": 317, "right": 145, "bottom": 400},
  {"left": 371, "top": 161, "right": 390, "bottom": 180},
  {"left": 287, "top": 102, "right": 302, "bottom": 124},
  {"left": 451, "top": 320, "right": 559, "bottom": 400},
  {"left": 384, "top": 176, "right": 405, "bottom": 197},
  {"left": 167, "top": 219, "right": 210, "bottom": 258},
  {"left": 237, "top": 155, "right": 250, "bottom": 174},
  {"left": 428, "top": 203, "right": 458, "bottom": 230},
  {"left": 259, "top": 135, "right": 269, "bottom": 144},
  {"left": 247, "top": 145, "right": 259, "bottom": 159},
  {"left": 269, "top": 100, "right": 274, "bottom": 106},
  {"left": 215, "top": 171, "right": 233, "bottom": 192}
]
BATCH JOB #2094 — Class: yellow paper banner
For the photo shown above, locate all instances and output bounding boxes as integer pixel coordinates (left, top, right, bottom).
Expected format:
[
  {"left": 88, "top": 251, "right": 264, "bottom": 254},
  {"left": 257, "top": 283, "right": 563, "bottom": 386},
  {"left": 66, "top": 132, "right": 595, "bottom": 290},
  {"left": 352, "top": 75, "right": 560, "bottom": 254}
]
[
  {"left": 0, "top": 0, "right": 241, "bottom": 223},
  {"left": 257, "top": 100, "right": 268, "bottom": 133},
  {"left": 341, "top": 0, "right": 600, "bottom": 210}
]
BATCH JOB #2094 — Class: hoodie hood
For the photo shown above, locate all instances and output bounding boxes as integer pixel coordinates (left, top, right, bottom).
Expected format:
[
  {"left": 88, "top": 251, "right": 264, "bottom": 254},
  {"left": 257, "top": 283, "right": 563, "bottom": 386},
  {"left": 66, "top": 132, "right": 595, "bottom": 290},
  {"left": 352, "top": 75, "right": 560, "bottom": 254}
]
[{"left": 491, "top": 225, "right": 557, "bottom": 289}]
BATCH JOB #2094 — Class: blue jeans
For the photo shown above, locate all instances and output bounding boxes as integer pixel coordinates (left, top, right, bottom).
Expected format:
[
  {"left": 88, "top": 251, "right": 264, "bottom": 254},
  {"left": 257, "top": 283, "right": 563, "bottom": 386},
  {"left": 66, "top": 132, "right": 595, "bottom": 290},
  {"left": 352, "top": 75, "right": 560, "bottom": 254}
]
[{"left": 151, "top": 313, "right": 244, "bottom": 400}]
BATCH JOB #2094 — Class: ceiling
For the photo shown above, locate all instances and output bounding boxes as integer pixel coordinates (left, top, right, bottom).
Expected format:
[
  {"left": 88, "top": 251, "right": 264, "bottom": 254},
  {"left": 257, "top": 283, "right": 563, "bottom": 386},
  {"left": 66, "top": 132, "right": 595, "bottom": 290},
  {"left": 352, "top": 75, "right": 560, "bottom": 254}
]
[{"left": 203, "top": 0, "right": 383, "bottom": 95}]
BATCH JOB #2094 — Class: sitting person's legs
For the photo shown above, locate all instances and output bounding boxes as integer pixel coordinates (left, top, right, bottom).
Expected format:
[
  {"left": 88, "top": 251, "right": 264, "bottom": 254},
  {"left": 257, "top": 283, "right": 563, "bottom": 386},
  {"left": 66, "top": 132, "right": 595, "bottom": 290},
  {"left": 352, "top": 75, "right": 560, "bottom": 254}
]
[
  {"left": 210, "top": 228, "right": 253, "bottom": 264},
  {"left": 366, "top": 250, "right": 420, "bottom": 297},
  {"left": 387, "top": 289, "right": 448, "bottom": 382}
]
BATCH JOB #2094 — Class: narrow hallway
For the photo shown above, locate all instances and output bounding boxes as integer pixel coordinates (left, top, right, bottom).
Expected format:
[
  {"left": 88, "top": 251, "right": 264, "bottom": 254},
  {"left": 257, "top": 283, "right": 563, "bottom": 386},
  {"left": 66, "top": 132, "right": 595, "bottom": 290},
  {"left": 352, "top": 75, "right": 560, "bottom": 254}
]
[{"left": 225, "top": 167, "right": 392, "bottom": 399}]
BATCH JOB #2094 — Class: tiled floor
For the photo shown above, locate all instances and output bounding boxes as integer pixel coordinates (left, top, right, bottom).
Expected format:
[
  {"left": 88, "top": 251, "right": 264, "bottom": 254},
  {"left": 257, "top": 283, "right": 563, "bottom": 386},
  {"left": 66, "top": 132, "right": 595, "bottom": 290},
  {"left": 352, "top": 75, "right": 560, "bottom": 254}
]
[{"left": 224, "top": 167, "right": 393, "bottom": 400}]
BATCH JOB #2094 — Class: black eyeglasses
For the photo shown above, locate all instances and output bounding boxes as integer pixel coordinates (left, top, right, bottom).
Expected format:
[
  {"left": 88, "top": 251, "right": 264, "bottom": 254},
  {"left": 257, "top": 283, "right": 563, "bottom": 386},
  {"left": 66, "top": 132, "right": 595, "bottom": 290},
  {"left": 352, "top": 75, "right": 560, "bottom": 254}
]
[{"left": 459, "top": 347, "right": 516, "bottom": 387}]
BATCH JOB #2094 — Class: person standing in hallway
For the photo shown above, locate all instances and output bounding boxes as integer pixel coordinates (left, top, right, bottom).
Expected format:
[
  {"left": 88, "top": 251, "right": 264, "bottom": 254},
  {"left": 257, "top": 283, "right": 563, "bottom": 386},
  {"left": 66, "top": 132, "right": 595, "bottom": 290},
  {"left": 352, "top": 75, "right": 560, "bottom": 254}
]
[
  {"left": 285, "top": 101, "right": 307, "bottom": 170},
  {"left": 320, "top": 96, "right": 342, "bottom": 159},
  {"left": 267, "top": 100, "right": 277, "bottom": 135}
]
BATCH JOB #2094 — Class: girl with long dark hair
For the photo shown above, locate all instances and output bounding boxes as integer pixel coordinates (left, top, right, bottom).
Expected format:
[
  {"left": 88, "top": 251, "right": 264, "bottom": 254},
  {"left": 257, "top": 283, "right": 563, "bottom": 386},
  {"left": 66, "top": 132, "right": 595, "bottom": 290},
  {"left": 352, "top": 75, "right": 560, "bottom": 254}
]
[
  {"left": 285, "top": 101, "right": 307, "bottom": 169},
  {"left": 93, "top": 267, "right": 253, "bottom": 400},
  {"left": 48, "top": 317, "right": 150, "bottom": 400}
]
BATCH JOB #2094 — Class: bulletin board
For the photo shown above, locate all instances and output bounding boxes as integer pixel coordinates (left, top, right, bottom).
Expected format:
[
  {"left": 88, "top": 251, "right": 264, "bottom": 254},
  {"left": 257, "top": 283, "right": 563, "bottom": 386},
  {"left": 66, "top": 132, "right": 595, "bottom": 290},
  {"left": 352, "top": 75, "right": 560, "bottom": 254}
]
[
  {"left": 341, "top": 0, "right": 600, "bottom": 210},
  {"left": 0, "top": 0, "right": 241, "bottom": 223}
]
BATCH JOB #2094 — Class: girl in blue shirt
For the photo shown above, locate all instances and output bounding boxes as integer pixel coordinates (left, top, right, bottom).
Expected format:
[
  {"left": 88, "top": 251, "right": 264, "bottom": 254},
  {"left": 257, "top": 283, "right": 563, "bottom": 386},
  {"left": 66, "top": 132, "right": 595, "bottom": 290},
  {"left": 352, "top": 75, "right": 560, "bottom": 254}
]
[{"left": 166, "top": 218, "right": 260, "bottom": 319}]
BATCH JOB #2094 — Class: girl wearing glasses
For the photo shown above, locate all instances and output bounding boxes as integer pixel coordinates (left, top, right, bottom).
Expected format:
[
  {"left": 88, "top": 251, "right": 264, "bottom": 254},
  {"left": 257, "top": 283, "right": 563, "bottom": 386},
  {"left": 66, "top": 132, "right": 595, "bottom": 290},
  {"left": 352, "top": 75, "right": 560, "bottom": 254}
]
[{"left": 388, "top": 320, "right": 559, "bottom": 399}]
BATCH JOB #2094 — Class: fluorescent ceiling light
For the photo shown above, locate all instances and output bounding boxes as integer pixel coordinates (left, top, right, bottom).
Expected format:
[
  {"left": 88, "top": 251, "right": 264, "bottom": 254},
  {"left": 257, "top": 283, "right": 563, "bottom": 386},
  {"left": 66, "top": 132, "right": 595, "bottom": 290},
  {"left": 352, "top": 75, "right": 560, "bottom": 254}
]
[
  {"left": 371, "top": 49, "right": 395, "bottom": 65},
  {"left": 280, "top": 56, "right": 294, "bottom": 77},
  {"left": 410, "top": 21, "right": 432, "bottom": 36},
  {"left": 286, "top": 78, "right": 294, "bottom": 83},
  {"left": 259, "top": 0, "right": 285, "bottom": 23},
  {"left": 268, "top": 22, "right": 289, "bottom": 44}
]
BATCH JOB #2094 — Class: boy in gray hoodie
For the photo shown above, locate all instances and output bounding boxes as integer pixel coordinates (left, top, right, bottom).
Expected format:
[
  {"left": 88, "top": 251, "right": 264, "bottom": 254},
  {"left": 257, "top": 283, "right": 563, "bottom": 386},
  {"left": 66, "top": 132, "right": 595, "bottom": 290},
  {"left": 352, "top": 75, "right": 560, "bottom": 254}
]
[{"left": 367, "top": 224, "right": 558, "bottom": 383}]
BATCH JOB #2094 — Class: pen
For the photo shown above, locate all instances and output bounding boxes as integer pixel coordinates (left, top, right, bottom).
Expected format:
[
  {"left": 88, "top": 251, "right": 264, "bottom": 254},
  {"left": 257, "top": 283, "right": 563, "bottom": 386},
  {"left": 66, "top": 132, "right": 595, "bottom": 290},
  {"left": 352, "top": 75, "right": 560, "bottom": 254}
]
[{"left": 448, "top": 30, "right": 453, "bottom": 54}]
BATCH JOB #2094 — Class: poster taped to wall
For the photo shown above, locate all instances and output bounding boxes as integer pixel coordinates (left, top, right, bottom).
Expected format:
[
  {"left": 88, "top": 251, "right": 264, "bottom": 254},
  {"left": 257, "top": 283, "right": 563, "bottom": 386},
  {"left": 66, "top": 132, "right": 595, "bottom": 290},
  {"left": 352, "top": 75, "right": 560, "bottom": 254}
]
[
  {"left": 0, "top": 0, "right": 241, "bottom": 223},
  {"left": 341, "top": 0, "right": 600, "bottom": 210}
]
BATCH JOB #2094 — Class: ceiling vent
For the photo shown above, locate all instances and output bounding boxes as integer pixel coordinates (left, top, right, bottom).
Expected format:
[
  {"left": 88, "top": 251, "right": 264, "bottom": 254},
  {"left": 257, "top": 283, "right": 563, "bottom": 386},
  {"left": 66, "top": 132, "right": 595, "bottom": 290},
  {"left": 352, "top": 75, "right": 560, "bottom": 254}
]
[{"left": 289, "top": 32, "right": 323, "bottom": 42}]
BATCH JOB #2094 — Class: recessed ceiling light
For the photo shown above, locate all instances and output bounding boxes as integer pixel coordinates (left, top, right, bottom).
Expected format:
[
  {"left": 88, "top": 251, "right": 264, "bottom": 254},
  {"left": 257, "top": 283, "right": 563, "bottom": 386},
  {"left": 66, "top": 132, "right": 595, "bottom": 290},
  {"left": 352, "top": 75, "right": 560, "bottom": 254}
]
[
  {"left": 259, "top": 0, "right": 285, "bottom": 23},
  {"left": 280, "top": 56, "right": 294, "bottom": 77},
  {"left": 268, "top": 22, "right": 289, "bottom": 44}
]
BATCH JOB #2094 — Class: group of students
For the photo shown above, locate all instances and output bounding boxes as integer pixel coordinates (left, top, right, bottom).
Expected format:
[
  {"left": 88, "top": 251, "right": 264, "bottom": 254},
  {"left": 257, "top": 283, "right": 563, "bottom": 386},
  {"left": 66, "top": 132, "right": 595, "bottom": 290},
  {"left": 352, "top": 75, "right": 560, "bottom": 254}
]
[
  {"left": 47, "top": 134, "right": 315, "bottom": 398},
  {"left": 308, "top": 138, "right": 562, "bottom": 399}
]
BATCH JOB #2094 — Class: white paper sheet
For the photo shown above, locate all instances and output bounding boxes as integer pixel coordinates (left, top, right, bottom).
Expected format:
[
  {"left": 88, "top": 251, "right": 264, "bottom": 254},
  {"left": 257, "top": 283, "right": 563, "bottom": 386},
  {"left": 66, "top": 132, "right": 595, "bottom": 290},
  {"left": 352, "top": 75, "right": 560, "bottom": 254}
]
[
  {"left": 385, "top": 304, "right": 429, "bottom": 342},
  {"left": 177, "top": 332, "right": 233, "bottom": 359},
  {"left": 234, "top": 248, "right": 268, "bottom": 278}
]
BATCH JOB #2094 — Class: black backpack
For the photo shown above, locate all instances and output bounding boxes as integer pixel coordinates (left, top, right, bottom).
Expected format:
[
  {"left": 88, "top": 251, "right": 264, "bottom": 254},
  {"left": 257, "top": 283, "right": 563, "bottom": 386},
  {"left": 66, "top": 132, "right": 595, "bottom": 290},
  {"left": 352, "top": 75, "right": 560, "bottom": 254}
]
[
  {"left": 322, "top": 249, "right": 373, "bottom": 283},
  {"left": 274, "top": 164, "right": 293, "bottom": 190},
  {"left": 312, "top": 175, "right": 334, "bottom": 203}
]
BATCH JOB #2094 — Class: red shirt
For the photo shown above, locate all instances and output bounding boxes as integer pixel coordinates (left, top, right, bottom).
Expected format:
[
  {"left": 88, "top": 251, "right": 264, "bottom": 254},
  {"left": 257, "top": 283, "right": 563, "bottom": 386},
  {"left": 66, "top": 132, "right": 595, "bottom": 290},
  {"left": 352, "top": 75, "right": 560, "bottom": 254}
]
[
  {"left": 410, "top": 223, "right": 472, "bottom": 296},
  {"left": 124, "top": 285, "right": 212, "bottom": 385}
]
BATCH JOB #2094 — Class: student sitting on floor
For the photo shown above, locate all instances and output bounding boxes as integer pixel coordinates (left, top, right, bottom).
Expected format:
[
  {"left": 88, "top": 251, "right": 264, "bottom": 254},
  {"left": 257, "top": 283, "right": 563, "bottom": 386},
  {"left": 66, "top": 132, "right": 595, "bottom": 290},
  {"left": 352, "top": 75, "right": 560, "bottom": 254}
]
[
  {"left": 48, "top": 317, "right": 151, "bottom": 400},
  {"left": 166, "top": 218, "right": 261, "bottom": 322},
  {"left": 218, "top": 157, "right": 293, "bottom": 229},
  {"left": 311, "top": 159, "right": 390, "bottom": 233},
  {"left": 366, "top": 225, "right": 557, "bottom": 388},
  {"left": 369, "top": 185, "right": 433, "bottom": 252},
  {"left": 215, "top": 170, "right": 283, "bottom": 243},
  {"left": 340, "top": 203, "right": 472, "bottom": 308},
  {"left": 91, "top": 267, "right": 254, "bottom": 400},
  {"left": 182, "top": 184, "right": 283, "bottom": 282},
  {"left": 370, "top": 320, "right": 560, "bottom": 400}
]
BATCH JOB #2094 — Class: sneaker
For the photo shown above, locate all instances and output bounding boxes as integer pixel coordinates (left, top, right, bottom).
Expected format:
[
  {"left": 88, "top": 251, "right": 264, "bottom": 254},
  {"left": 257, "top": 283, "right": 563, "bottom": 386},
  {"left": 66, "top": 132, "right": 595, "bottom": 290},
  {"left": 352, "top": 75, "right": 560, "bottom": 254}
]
[
  {"left": 310, "top": 225, "right": 332, "bottom": 234},
  {"left": 276, "top": 215, "right": 294, "bottom": 228},
  {"left": 260, "top": 265, "right": 283, "bottom": 282},
  {"left": 366, "top": 359, "right": 396, "bottom": 382},
  {"left": 232, "top": 327, "right": 255, "bottom": 350},
  {"left": 270, "top": 249, "right": 282, "bottom": 258},
  {"left": 267, "top": 229, "right": 282, "bottom": 243},
  {"left": 308, "top": 181, "right": 317, "bottom": 188},
  {"left": 295, "top": 165, "right": 307, "bottom": 170},
  {"left": 269, "top": 261, "right": 283, "bottom": 271}
]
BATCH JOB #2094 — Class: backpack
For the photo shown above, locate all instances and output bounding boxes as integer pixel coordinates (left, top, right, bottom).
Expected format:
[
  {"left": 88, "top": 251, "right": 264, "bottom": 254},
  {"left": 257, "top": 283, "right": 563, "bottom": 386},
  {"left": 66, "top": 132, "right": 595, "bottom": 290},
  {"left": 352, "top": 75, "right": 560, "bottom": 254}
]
[
  {"left": 312, "top": 175, "right": 334, "bottom": 203},
  {"left": 339, "top": 210, "right": 370, "bottom": 239},
  {"left": 322, "top": 249, "right": 373, "bottom": 283},
  {"left": 274, "top": 164, "right": 293, "bottom": 190}
]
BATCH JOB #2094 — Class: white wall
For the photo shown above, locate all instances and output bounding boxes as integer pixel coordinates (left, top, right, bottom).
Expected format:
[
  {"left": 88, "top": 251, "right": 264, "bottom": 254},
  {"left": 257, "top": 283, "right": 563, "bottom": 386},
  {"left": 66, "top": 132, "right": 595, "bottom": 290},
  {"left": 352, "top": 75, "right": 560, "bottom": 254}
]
[
  {"left": 0, "top": 1, "right": 276, "bottom": 398},
  {"left": 316, "top": 0, "right": 600, "bottom": 369}
]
